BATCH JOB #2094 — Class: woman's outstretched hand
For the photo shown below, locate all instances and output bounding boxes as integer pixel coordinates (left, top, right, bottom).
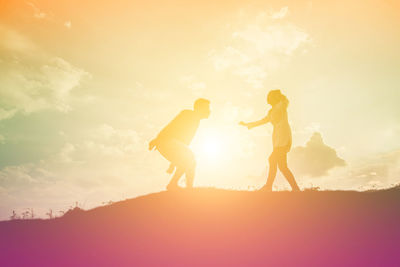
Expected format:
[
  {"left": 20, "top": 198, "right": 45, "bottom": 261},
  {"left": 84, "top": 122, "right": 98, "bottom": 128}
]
[{"left": 239, "top": 121, "right": 251, "bottom": 129}]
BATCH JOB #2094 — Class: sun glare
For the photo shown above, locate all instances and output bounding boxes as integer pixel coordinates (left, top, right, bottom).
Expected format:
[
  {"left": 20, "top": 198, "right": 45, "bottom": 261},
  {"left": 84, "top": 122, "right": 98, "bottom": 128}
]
[
  {"left": 201, "top": 137, "right": 221, "bottom": 159},
  {"left": 193, "top": 129, "right": 225, "bottom": 163}
]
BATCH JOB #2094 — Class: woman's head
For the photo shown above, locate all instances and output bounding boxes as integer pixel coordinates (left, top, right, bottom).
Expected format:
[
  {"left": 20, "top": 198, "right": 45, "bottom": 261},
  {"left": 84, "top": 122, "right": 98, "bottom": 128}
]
[
  {"left": 267, "top": 89, "right": 289, "bottom": 106},
  {"left": 194, "top": 98, "right": 211, "bottom": 119}
]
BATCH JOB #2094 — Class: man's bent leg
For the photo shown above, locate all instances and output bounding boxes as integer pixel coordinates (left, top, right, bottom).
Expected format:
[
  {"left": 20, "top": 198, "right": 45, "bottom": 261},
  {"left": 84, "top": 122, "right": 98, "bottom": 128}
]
[
  {"left": 157, "top": 139, "right": 196, "bottom": 189},
  {"left": 165, "top": 141, "right": 196, "bottom": 189},
  {"left": 166, "top": 163, "right": 175, "bottom": 174},
  {"left": 184, "top": 156, "right": 196, "bottom": 188},
  {"left": 167, "top": 168, "right": 184, "bottom": 190}
]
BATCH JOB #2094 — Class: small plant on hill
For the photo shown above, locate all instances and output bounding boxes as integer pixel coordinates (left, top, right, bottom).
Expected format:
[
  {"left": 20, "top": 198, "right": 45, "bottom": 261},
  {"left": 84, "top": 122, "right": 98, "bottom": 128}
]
[
  {"left": 62, "top": 201, "right": 85, "bottom": 217},
  {"left": 46, "top": 209, "right": 54, "bottom": 219},
  {"left": 303, "top": 186, "right": 320, "bottom": 192},
  {"left": 20, "top": 208, "right": 35, "bottom": 219},
  {"left": 10, "top": 210, "right": 19, "bottom": 220}
]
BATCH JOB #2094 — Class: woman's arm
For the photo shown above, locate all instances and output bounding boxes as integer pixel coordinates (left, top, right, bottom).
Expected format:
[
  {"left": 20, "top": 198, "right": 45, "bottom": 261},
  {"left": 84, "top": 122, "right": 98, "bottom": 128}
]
[{"left": 239, "top": 115, "right": 270, "bottom": 129}]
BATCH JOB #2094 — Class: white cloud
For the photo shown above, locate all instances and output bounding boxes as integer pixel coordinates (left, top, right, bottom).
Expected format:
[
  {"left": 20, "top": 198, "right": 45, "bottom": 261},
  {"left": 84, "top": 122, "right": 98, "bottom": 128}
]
[
  {"left": 64, "top": 21, "right": 72, "bottom": 29},
  {"left": 0, "top": 25, "right": 90, "bottom": 119},
  {"left": 210, "top": 46, "right": 250, "bottom": 71},
  {"left": 88, "top": 123, "right": 143, "bottom": 155},
  {"left": 0, "top": 163, "right": 55, "bottom": 187},
  {"left": 289, "top": 132, "right": 346, "bottom": 177},
  {"left": 0, "top": 25, "right": 36, "bottom": 53},
  {"left": 304, "top": 122, "right": 322, "bottom": 134},
  {"left": 58, "top": 143, "right": 76, "bottom": 163},
  {"left": 233, "top": 24, "right": 309, "bottom": 56},
  {"left": 317, "top": 149, "right": 400, "bottom": 191},
  {"left": 25, "top": 2, "right": 71, "bottom": 29},
  {"left": 0, "top": 124, "right": 155, "bottom": 219},
  {"left": 270, "top": 7, "right": 289, "bottom": 19},
  {"left": 233, "top": 65, "right": 266, "bottom": 89},
  {"left": 50, "top": 124, "right": 144, "bottom": 165},
  {"left": 179, "top": 75, "right": 207, "bottom": 96},
  {"left": 133, "top": 81, "right": 171, "bottom": 102},
  {"left": 210, "top": 12, "right": 310, "bottom": 89},
  {"left": 26, "top": 1, "right": 49, "bottom": 19},
  {"left": 0, "top": 108, "right": 18, "bottom": 121},
  {"left": 221, "top": 102, "right": 254, "bottom": 123}
]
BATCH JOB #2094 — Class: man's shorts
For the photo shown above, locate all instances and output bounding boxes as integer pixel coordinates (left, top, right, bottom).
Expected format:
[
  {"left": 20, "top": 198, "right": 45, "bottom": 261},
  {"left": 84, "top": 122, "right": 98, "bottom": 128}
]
[{"left": 156, "top": 139, "right": 196, "bottom": 171}]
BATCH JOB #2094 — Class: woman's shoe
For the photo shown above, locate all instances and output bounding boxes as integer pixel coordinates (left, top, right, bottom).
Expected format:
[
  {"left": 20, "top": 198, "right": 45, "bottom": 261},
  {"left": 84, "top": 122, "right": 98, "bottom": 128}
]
[{"left": 259, "top": 185, "right": 272, "bottom": 192}]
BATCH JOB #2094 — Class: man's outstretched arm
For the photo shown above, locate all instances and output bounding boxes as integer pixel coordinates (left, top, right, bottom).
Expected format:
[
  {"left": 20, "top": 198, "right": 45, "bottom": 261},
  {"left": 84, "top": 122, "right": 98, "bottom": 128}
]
[{"left": 149, "top": 139, "right": 157, "bottom": 151}]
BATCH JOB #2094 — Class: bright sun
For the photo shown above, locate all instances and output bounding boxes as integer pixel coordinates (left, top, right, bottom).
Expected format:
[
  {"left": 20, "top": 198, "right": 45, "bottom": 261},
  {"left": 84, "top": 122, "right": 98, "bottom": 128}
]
[
  {"left": 192, "top": 124, "right": 246, "bottom": 169},
  {"left": 193, "top": 129, "right": 224, "bottom": 162},
  {"left": 200, "top": 137, "right": 221, "bottom": 159}
]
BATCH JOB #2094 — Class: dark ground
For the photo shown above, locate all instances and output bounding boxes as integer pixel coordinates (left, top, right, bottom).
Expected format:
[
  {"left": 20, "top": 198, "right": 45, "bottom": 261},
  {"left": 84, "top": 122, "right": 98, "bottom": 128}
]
[{"left": 1, "top": 187, "right": 400, "bottom": 266}]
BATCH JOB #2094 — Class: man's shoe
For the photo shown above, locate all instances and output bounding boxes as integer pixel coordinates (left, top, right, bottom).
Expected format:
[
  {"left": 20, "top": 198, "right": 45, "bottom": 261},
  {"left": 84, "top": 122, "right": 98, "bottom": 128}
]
[{"left": 166, "top": 183, "right": 180, "bottom": 191}]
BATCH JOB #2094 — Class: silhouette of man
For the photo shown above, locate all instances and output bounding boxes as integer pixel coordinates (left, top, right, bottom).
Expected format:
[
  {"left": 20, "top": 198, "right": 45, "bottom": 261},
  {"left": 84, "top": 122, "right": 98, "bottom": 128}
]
[{"left": 149, "top": 98, "right": 211, "bottom": 190}]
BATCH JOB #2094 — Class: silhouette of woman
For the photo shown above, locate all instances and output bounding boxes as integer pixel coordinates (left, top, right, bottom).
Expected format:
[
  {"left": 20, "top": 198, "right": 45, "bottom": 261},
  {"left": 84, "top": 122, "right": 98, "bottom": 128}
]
[{"left": 240, "top": 90, "right": 300, "bottom": 192}]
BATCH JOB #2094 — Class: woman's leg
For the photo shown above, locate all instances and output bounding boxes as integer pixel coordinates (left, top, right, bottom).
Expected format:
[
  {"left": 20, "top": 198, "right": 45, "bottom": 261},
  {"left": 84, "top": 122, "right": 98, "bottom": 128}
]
[
  {"left": 277, "top": 153, "right": 300, "bottom": 191},
  {"left": 262, "top": 152, "right": 278, "bottom": 191}
]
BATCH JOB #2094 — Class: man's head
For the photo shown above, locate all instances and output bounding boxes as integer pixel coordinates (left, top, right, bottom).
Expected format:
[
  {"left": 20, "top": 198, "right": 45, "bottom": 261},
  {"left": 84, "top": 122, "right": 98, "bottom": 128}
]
[{"left": 193, "top": 98, "right": 211, "bottom": 119}]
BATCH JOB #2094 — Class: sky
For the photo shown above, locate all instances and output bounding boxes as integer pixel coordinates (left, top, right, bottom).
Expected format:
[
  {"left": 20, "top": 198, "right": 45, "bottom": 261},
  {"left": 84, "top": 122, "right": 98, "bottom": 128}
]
[{"left": 0, "top": 0, "right": 400, "bottom": 219}]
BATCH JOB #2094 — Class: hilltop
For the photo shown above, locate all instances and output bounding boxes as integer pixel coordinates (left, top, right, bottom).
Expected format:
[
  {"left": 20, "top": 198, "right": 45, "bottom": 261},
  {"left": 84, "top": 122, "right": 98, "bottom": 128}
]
[{"left": 1, "top": 187, "right": 400, "bottom": 266}]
